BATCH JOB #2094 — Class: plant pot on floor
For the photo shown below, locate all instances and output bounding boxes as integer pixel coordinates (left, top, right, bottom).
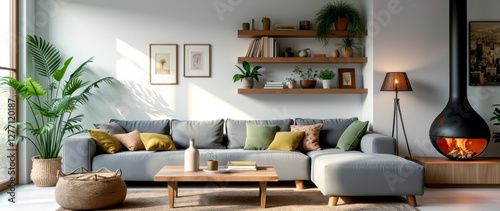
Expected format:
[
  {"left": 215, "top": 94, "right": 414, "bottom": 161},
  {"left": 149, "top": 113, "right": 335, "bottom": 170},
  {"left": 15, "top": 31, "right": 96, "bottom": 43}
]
[
  {"left": 31, "top": 156, "right": 62, "bottom": 187},
  {"left": 242, "top": 77, "right": 254, "bottom": 89},
  {"left": 300, "top": 80, "right": 317, "bottom": 89}
]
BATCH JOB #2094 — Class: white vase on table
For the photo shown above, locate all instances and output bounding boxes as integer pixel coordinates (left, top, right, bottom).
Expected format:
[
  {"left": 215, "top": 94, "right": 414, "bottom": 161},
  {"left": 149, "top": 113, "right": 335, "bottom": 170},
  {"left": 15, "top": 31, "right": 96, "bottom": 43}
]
[{"left": 184, "top": 138, "right": 199, "bottom": 171}]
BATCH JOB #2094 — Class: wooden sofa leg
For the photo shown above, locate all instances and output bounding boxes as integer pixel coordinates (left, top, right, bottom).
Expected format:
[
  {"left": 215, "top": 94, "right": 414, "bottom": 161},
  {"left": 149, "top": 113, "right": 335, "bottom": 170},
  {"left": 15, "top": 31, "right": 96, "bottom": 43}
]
[
  {"left": 406, "top": 195, "right": 417, "bottom": 207},
  {"left": 328, "top": 196, "right": 339, "bottom": 206},
  {"left": 295, "top": 180, "right": 304, "bottom": 189}
]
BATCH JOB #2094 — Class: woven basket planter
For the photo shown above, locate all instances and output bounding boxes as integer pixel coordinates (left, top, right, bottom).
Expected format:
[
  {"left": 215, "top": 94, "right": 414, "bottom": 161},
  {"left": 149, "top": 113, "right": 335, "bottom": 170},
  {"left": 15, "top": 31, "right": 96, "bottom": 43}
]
[
  {"left": 55, "top": 167, "right": 127, "bottom": 210},
  {"left": 30, "top": 156, "right": 62, "bottom": 187}
]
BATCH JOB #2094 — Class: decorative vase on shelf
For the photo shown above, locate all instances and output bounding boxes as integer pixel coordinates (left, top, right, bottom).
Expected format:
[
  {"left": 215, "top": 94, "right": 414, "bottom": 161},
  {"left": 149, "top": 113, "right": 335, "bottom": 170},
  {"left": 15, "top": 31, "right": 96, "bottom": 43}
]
[
  {"left": 332, "top": 49, "right": 340, "bottom": 58},
  {"left": 288, "top": 84, "right": 295, "bottom": 89},
  {"left": 184, "top": 138, "right": 199, "bottom": 171}
]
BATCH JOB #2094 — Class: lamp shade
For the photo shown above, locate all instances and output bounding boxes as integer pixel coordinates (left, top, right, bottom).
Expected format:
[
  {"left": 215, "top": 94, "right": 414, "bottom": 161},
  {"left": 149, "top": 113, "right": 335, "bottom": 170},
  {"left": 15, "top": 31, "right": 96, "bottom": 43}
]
[{"left": 380, "top": 72, "right": 413, "bottom": 91}]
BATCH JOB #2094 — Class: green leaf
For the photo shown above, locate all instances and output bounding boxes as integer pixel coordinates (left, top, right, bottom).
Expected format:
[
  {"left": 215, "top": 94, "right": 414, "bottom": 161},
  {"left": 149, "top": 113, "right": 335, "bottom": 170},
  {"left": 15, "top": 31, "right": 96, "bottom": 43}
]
[
  {"left": 235, "top": 65, "right": 246, "bottom": 75},
  {"left": 24, "top": 77, "right": 46, "bottom": 96},
  {"left": 0, "top": 77, "right": 29, "bottom": 98},
  {"left": 242, "top": 61, "right": 251, "bottom": 72},
  {"left": 27, "top": 35, "right": 62, "bottom": 78},
  {"left": 54, "top": 57, "right": 73, "bottom": 81},
  {"left": 233, "top": 74, "right": 244, "bottom": 83}
]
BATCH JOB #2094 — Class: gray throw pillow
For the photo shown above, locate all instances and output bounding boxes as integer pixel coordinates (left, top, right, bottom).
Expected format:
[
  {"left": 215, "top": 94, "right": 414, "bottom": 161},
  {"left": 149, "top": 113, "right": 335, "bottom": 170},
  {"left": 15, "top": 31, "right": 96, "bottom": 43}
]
[
  {"left": 109, "top": 119, "right": 170, "bottom": 135},
  {"left": 171, "top": 119, "right": 225, "bottom": 149},
  {"left": 225, "top": 119, "right": 294, "bottom": 149},
  {"left": 93, "top": 122, "right": 126, "bottom": 135},
  {"left": 295, "top": 118, "right": 358, "bottom": 149}
]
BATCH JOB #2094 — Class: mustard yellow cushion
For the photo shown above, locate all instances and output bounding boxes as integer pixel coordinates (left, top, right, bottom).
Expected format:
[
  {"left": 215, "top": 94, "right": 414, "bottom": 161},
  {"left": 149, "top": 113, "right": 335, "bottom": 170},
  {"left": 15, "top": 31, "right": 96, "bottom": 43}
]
[
  {"left": 88, "top": 129, "right": 122, "bottom": 154},
  {"left": 140, "top": 133, "right": 177, "bottom": 151},
  {"left": 267, "top": 132, "right": 305, "bottom": 151}
]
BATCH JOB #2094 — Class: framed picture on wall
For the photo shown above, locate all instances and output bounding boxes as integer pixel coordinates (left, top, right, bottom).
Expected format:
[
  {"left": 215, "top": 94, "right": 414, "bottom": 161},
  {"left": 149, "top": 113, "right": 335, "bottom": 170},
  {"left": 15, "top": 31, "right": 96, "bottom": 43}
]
[
  {"left": 184, "top": 44, "right": 211, "bottom": 77},
  {"left": 149, "top": 44, "right": 178, "bottom": 85},
  {"left": 469, "top": 21, "right": 500, "bottom": 86},
  {"left": 339, "top": 68, "right": 356, "bottom": 89}
]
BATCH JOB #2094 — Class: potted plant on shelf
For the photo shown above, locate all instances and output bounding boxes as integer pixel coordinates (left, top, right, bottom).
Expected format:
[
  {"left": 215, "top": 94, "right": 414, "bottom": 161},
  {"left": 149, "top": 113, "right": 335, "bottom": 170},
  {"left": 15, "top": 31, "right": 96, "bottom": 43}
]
[
  {"left": 283, "top": 47, "right": 294, "bottom": 57},
  {"left": 315, "top": 0, "right": 364, "bottom": 46},
  {"left": 233, "top": 61, "right": 262, "bottom": 89},
  {"left": 337, "top": 36, "right": 362, "bottom": 57},
  {"left": 317, "top": 69, "right": 336, "bottom": 89},
  {"left": 0, "top": 35, "right": 115, "bottom": 187},
  {"left": 286, "top": 77, "right": 296, "bottom": 89},
  {"left": 262, "top": 17, "right": 271, "bottom": 30},
  {"left": 293, "top": 66, "right": 318, "bottom": 89}
]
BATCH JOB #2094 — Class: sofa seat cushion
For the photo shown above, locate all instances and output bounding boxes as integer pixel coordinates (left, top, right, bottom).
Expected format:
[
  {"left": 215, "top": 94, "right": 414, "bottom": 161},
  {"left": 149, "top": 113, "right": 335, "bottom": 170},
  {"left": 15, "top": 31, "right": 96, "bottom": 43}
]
[
  {"left": 171, "top": 119, "right": 225, "bottom": 149},
  {"left": 92, "top": 149, "right": 310, "bottom": 181},
  {"left": 311, "top": 153, "right": 424, "bottom": 196},
  {"left": 295, "top": 118, "right": 357, "bottom": 149},
  {"left": 110, "top": 119, "right": 170, "bottom": 135},
  {"left": 226, "top": 119, "right": 294, "bottom": 149}
]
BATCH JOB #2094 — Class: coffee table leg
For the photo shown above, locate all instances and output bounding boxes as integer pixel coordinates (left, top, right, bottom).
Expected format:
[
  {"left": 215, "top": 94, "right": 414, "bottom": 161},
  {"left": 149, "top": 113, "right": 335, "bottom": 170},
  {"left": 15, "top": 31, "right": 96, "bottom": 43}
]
[
  {"left": 259, "top": 182, "right": 267, "bottom": 208},
  {"left": 168, "top": 182, "right": 176, "bottom": 208},
  {"left": 174, "top": 182, "right": 178, "bottom": 197}
]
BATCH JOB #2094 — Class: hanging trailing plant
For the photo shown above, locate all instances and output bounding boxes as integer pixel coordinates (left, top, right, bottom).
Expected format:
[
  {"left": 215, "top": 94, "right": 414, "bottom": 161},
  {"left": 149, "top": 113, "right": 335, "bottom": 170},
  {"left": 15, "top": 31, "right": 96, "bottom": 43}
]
[{"left": 315, "top": 0, "right": 365, "bottom": 46}]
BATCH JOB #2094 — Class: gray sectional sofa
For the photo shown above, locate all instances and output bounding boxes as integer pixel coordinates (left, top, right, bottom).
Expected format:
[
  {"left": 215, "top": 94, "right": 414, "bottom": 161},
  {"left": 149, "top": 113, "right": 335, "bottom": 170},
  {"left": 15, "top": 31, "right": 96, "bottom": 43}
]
[{"left": 63, "top": 118, "right": 424, "bottom": 207}]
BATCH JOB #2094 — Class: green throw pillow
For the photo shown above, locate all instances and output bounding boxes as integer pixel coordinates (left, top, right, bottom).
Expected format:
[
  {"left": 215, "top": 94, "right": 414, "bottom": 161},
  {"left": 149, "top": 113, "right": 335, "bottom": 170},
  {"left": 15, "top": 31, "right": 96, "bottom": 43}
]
[
  {"left": 267, "top": 132, "right": 305, "bottom": 151},
  {"left": 140, "top": 133, "right": 177, "bottom": 151},
  {"left": 336, "top": 120, "right": 369, "bottom": 151},
  {"left": 88, "top": 129, "right": 122, "bottom": 154},
  {"left": 244, "top": 123, "right": 277, "bottom": 150}
]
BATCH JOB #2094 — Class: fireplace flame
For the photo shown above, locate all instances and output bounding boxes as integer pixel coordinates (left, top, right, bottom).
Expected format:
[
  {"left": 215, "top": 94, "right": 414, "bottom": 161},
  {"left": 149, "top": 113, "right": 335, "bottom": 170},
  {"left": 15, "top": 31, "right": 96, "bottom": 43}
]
[
  {"left": 445, "top": 138, "right": 475, "bottom": 159},
  {"left": 436, "top": 138, "right": 488, "bottom": 160}
]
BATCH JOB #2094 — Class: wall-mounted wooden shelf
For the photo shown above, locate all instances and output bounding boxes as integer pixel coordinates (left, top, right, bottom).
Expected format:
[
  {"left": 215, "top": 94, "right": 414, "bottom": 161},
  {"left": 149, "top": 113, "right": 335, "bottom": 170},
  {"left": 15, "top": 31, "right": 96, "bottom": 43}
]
[
  {"left": 237, "top": 57, "right": 367, "bottom": 64},
  {"left": 237, "top": 30, "right": 367, "bottom": 38},
  {"left": 238, "top": 88, "right": 368, "bottom": 94}
]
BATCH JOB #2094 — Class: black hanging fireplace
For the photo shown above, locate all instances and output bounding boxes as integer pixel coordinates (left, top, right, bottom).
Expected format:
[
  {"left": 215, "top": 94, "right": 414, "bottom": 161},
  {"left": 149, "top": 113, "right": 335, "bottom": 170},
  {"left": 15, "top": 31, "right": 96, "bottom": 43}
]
[{"left": 429, "top": 0, "right": 490, "bottom": 160}]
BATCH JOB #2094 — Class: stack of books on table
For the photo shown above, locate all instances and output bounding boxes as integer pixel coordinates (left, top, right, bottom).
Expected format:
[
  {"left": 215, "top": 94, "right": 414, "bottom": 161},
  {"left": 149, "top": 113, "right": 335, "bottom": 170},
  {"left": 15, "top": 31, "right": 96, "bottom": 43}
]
[
  {"left": 227, "top": 161, "right": 257, "bottom": 170},
  {"left": 264, "top": 82, "right": 284, "bottom": 89}
]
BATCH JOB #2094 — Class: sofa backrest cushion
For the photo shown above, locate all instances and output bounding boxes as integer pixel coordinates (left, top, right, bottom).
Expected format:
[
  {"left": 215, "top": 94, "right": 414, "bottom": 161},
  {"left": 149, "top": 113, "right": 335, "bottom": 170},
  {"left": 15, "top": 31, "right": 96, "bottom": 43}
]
[
  {"left": 295, "top": 118, "right": 358, "bottom": 148},
  {"left": 226, "top": 119, "right": 294, "bottom": 149},
  {"left": 171, "top": 119, "right": 225, "bottom": 149},
  {"left": 110, "top": 119, "right": 170, "bottom": 135}
]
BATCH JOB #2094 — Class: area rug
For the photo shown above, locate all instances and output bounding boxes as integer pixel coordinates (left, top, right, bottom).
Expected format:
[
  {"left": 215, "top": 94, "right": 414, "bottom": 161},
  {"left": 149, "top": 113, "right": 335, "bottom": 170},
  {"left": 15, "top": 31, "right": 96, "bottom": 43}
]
[{"left": 58, "top": 189, "right": 418, "bottom": 211}]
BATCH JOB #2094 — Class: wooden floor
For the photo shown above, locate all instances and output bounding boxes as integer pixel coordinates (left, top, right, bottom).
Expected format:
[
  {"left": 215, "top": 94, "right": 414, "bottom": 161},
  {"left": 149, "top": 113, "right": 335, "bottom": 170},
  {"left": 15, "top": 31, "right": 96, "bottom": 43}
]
[{"left": 1, "top": 183, "right": 500, "bottom": 210}]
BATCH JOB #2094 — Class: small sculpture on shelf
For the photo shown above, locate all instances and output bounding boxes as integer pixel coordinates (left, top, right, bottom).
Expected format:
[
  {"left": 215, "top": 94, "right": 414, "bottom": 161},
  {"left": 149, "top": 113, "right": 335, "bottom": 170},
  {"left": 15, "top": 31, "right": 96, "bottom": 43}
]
[{"left": 298, "top": 48, "right": 310, "bottom": 57}]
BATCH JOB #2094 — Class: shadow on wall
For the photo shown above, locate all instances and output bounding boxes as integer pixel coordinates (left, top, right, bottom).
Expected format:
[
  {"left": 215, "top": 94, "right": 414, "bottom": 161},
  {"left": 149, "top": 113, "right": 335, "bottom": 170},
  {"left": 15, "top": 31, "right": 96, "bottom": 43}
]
[{"left": 85, "top": 80, "right": 174, "bottom": 122}]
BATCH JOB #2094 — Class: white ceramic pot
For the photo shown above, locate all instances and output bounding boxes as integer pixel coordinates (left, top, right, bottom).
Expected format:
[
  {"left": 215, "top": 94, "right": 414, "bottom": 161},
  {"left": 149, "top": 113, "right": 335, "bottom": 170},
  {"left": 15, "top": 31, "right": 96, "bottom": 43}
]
[
  {"left": 242, "top": 77, "right": 254, "bottom": 89},
  {"left": 184, "top": 138, "right": 199, "bottom": 171},
  {"left": 322, "top": 80, "right": 331, "bottom": 89}
]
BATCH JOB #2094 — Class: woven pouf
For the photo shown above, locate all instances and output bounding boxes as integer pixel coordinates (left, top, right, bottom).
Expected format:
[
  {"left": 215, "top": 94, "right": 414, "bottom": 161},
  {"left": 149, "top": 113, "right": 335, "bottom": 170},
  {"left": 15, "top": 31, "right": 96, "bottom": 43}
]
[{"left": 55, "top": 167, "right": 127, "bottom": 210}]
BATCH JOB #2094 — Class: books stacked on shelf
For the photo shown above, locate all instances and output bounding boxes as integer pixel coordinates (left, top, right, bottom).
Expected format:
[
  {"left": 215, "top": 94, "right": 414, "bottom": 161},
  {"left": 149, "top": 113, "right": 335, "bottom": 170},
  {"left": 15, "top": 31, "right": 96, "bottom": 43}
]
[
  {"left": 264, "top": 81, "right": 284, "bottom": 89},
  {"left": 245, "top": 36, "right": 280, "bottom": 58},
  {"left": 227, "top": 161, "right": 257, "bottom": 170}
]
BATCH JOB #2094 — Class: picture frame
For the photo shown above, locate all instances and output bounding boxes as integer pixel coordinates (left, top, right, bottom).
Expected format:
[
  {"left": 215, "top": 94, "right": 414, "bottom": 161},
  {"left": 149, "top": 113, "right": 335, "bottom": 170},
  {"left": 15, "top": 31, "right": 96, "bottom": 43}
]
[
  {"left": 149, "top": 44, "right": 178, "bottom": 85},
  {"left": 470, "top": 21, "right": 500, "bottom": 86},
  {"left": 184, "top": 44, "right": 211, "bottom": 77},
  {"left": 339, "top": 68, "right": 356, "bottom": 89}
]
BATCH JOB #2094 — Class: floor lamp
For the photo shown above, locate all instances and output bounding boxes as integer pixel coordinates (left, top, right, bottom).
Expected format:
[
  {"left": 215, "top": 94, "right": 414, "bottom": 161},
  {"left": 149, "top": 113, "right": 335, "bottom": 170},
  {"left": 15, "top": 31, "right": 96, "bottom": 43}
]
[{"left": 380, "top": 72, "right": 413, "bottom": 160}]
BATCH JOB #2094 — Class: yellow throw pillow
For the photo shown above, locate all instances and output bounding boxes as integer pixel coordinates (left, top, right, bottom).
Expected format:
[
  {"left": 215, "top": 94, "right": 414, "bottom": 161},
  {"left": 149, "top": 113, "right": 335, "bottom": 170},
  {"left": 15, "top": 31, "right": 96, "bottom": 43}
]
[
  {"left": 140, "top": 133, "right": 177, "bottom": 151},
  {"left": 267, "top": 132, "right": 305, "bottom": 151},
  {"left": 88, "top": 129, "right": 122, "bottom": 154}
]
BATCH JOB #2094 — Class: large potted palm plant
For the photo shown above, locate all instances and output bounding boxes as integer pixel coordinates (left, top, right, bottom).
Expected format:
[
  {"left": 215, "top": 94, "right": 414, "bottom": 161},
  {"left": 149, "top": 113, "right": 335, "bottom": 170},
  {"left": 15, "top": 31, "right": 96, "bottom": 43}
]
[{"left": 0, "top": 35, "right": 115, "bottom": 186}]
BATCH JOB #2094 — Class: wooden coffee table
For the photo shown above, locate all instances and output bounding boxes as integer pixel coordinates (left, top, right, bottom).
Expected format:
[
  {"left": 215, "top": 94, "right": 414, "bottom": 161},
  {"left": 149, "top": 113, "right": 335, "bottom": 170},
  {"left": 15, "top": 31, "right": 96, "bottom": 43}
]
[{"left": 154, "top": 166, "right": 279, "bottom": 208}]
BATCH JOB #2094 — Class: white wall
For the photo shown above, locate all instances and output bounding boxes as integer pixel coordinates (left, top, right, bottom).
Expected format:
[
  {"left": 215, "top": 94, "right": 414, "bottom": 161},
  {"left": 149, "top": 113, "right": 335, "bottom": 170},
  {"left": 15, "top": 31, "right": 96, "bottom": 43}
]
[
  {"left": 34, "top": 0, "right": 368, "bottom": 128},
  {"left": 373, "top": 0, "right": 500, "bottom": 158}
]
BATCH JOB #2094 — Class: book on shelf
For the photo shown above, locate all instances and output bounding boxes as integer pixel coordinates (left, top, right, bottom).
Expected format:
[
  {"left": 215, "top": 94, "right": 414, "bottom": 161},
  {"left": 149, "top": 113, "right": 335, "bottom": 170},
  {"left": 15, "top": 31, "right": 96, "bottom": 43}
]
[
  {"left": 244, "top": 37, "right": 279, "bottom": 58},
  {"left": 264, "top": 82, "right": 284, "bottom": 89},
  {"left": 275, "top": 24, "right": 298, "bottom": 30},
  {"left": 227, "top": 161, "right": 257, "bottom": 170}
]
